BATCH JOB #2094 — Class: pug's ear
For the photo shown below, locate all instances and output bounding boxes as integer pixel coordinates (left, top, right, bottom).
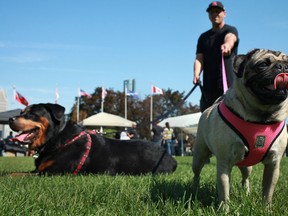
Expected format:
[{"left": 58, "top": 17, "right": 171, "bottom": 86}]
[{"left": 233, "top": 54, "right": 246, "bottom": 78}]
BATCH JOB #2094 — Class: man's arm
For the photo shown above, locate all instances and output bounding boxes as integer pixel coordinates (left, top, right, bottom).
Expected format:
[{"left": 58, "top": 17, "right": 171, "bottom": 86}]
[
  {"left": 221, "top": 33, "right": 237, "bottom": 55},
  {"left": 193, "top": 53, "right": 204, "bottom": 84}
]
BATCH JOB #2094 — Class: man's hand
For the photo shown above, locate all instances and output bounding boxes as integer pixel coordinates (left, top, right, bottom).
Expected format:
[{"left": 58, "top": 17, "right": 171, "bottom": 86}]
[
  {"left": 221, "top": 43, "right": 232, "bottom": 55},
  {"left": 193, "top": 75, "right": 201, "bottom": 85}
]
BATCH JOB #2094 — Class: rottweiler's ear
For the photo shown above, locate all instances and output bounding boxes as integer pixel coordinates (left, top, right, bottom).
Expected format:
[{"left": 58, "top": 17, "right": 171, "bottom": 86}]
[
  {"left": 233, "top": 54, "right": 246, "bottom": 78},
  {"left": 43, "top": 103, "right": 65, "bottom": 123}
]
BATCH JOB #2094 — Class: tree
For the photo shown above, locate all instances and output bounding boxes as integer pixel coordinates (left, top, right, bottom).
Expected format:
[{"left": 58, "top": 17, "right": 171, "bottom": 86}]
[{"left": 68, "top": 87, "right": 200, "bottom": 139}]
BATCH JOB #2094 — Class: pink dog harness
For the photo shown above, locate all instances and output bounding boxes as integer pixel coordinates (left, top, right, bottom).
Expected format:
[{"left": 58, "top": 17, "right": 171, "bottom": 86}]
[{"left": 218, "top": 101, "right": 285, "bottom": 167}]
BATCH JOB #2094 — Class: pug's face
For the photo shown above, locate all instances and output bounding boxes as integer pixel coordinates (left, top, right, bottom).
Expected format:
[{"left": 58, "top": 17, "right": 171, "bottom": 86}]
[{"left": 233, "top": 49, "right": 288, "bottom": 104}]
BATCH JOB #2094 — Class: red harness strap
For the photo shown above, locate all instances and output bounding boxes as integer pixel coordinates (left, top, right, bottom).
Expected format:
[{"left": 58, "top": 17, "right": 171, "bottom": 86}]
[
  {"left": 218, "top": 102, "right": 285, "bottom": 167},
  {"left": 64, "top": 130, "right": 97, "bottom": 175}
]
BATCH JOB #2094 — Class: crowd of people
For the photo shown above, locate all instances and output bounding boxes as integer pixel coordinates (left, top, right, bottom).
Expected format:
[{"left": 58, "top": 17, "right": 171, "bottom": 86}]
[{"left": 116, "top": 121, "right": 188, "bottom": 156}]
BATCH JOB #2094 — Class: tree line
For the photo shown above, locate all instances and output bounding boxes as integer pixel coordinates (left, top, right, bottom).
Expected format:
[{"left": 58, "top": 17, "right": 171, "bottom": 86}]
[{"left": 68, "top": 87, "right": 200, "bottom": 139}]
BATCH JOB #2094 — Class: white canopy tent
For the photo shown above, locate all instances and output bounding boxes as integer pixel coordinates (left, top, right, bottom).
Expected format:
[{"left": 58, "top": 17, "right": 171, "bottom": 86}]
[
  {"left": 81, "top": 112, "right": 136, "bottom": 128},
  {"left": 0, "top": 109, "right": 21, "bottom": 124},
  {"left": 0, "top": 109, "right": 22, "bottom": 138},
  {"left": 158, "top": 112, "right": 201, "bottom": 135}
]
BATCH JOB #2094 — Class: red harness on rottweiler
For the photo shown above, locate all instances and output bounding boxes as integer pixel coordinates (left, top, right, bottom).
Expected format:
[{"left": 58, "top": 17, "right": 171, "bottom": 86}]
[
  {"left": 218, "top": 101, "right": 285, "bottom": 167},
  {"left": 64, "top": 130, "right": 97, "bottom": 175}
]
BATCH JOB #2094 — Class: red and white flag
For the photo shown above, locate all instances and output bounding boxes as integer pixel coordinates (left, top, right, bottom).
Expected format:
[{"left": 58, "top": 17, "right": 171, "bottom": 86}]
[
  {"left": 102, "top": 87, "right": 107, "bottom": 100},
  {"left": 55, "top": 87, "right": 59, "bottom": 104},
  {"left": 80, "top": 89, "right": 92, "bottom": 98},
  {"left": 152, "top": 85, "right": 164, "bottom": 95},
  {"left": 15, "top": 90, "right": 29, "bottom": 106}
]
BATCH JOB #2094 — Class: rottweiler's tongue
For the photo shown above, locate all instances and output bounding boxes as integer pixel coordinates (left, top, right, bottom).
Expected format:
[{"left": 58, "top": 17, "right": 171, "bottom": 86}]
[
  {"left": 13, "top": 133, "right": 28, "bottom": 142},
  {"left": 274, "top": 73, "right": 288, "bottom": 89}
]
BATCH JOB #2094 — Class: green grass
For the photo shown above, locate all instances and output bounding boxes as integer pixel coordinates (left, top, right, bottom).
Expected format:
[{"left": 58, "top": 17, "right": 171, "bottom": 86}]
[{"left": 0, "top": 156, "right": 288, "bottom": 215}]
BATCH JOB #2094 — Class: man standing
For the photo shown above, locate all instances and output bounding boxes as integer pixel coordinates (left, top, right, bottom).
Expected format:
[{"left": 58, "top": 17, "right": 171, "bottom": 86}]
[
  {"left": 127, "top": 123, "right": 140, "bottom": 139},
  {"left": 151, "top": 123, "right": 163, "bottom": 146},
  {"left": 193, "top": 1, "right": 239, "bottom": 112},
  {"left": 163, "top": 122, "right": 174, "bottom": 155}
]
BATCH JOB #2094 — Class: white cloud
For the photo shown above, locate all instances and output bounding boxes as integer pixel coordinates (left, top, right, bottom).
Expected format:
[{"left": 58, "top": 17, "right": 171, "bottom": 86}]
[
  {"left": 0, "top": 52, "right": 50, "bottom": 63},
  {"left": 0, "top": 41, "right": 96, "bottom": 50}
]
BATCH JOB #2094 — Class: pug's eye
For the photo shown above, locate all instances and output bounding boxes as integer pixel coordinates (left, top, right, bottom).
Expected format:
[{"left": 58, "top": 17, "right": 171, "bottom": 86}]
[
  {"left": 259, "top": 62, "right": 268, "bottom": 67},
  {"left": 257, "top": 61, "right": 270, "bottom": 70}
]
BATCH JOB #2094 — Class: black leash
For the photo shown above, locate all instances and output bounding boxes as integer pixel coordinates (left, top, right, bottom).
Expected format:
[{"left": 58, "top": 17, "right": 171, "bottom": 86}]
[
  {"left": 152, "top": 149, "right": 167, "bottom": 175},
  {"left": 198, "top": 82, "right": 208, "bottom": 102}
]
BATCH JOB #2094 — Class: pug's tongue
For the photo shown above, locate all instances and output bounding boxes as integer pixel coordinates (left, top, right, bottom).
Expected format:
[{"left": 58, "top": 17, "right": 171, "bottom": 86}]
[{"left": 274, "top": 73, "right": 288, "bottom": 89}]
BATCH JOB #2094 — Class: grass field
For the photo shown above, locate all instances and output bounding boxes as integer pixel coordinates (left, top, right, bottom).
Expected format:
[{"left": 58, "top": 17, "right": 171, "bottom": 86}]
[{"left": 0, "top": 156, "right": 288, "bottom": 215}]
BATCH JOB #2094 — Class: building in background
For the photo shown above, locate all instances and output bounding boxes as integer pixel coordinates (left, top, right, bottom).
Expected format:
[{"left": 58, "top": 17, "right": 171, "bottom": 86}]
[
  {"left": 0, "top": 89, "right": 9, "bottom": 138},
  {"left": 0, "top": 88, "right": 8, "bottom": 112}
]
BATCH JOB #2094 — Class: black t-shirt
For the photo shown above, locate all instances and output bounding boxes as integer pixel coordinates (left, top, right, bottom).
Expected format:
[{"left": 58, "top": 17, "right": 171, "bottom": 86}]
[
  {"left": 196, "top": 24, "right": 239, "bottom": 93},
  {"left": 127, "top": 128, "right": 140, "bottom": 139}
]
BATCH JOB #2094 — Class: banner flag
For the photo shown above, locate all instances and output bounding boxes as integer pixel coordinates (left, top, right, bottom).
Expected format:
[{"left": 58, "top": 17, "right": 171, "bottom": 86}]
[{"left": 151, "top": 85, "right": 164, "bottom": 95}]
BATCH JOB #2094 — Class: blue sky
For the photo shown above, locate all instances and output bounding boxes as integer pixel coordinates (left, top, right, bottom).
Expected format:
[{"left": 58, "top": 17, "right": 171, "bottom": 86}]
[{"left": 1, "top": 0, "right": 288, "bottom": 113}]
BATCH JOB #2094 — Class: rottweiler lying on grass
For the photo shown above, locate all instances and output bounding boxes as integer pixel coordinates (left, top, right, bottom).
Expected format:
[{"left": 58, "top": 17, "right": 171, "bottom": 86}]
[{"left": 9, "top": 103, "right": 177, "bottom": 175}]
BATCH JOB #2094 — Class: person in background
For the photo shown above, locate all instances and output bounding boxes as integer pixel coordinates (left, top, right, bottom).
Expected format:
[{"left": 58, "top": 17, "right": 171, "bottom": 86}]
[
  {"left": 172, "top": 132, "right": 179, "bottom": 156},
  {"left": 151, "top": 122, "right": 163, "bottom": 146},
  {"left": 5, "top": 131, "right": 14, "bottom": 145},
  {"left": 0, "top": 138, "right": 4, "bottom": 156},
  {"left": 127, "top": 123, "right": 140, "bottom": 139},
  {"left": 193, "top": 1, "right": 239, "bottom": 112},
  {"left": 120, "top": 131, "right": 130, "bottom": 140},
  {"left": 163, "top": 122, "right": 174, "bottom": 155}
]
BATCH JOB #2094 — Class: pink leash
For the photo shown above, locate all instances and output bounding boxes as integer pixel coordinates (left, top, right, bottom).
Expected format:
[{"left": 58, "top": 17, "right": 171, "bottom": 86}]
[{"left": 222, "top": 53, "right": 228, "bottom": 93}]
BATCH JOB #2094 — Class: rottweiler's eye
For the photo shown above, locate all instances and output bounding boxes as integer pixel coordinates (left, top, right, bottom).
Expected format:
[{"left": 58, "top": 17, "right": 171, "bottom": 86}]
[
  {"left": 24, "top": 113, "right": 39, "bottom": 120},
  {"left": 24, "top": 113, "right": 33, "bottom": 118}
]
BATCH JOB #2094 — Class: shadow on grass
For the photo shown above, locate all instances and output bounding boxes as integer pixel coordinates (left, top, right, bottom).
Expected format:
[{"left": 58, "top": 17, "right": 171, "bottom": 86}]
[{"left": 149, "top": 177, "right": 217, "bottom": 208}]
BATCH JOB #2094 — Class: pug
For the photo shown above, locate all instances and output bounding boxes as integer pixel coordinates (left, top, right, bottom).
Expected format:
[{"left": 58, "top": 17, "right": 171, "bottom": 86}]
[{"left": 192, "top": 49, "right": 288, "bottom": 207}]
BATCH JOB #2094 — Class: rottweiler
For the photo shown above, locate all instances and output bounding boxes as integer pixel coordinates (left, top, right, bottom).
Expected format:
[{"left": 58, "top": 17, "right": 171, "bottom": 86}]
[{"left": 9, "top": 103, "right": 177, "bottom": 175}]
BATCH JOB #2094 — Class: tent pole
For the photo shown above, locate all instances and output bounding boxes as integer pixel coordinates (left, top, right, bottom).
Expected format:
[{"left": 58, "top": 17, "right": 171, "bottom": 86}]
[{"left": 181, "top": 132, "right": 184, "bottom": 156}]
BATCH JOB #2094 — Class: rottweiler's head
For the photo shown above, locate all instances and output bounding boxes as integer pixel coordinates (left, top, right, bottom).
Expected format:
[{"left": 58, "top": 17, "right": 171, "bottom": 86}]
[{"left": 9, "top": 103, "right": 65, "bottom": 150}]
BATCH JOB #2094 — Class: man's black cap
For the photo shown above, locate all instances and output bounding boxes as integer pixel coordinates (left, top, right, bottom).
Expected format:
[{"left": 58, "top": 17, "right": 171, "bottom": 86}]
[{"left": 206, "top": 1, "right": 225, "bottom": 12}]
